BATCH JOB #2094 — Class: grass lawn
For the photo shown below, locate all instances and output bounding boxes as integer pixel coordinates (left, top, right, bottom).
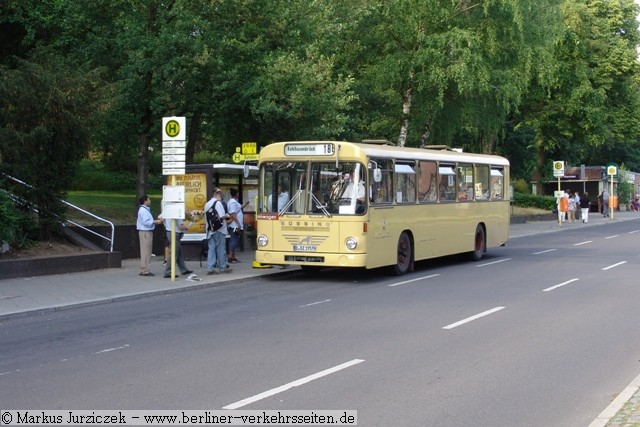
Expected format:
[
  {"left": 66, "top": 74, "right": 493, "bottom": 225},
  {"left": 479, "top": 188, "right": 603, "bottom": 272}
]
[{"left": 66, "top": 191, "right": 162, "bottom": 225}]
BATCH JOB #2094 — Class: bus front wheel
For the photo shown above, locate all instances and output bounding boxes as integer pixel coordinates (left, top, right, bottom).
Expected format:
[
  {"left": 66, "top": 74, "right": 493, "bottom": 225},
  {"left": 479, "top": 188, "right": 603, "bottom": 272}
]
[
  {"left": 393, "top": 232, "right": 413, "bottom": 275},
  {"left": 471, "top": 224, "right": 486, "bottom": 261}
]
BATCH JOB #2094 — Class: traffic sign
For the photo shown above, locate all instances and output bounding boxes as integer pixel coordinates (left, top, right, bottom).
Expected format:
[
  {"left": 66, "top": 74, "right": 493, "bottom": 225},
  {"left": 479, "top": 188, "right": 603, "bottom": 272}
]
[
  {"left": 606, "top": 163, "right": 618, "bottom": 177},
  {"left": 162, "top": 154, "right": 186, "bottom": 162},
  {"left": 163, "top": 168, "right": 185, "bottom": 176},
  {"left": 162, "top": 117, "right": 186, "bottom": 141},
  {"left": 162, "top": 140, "right": 187, "bottom": 148},
  {"left": 241, "top": 142, "right": 257, "bottom": 155},
  {"left": 232, "top": 153, "right": 259, "bottom": 163},
  {"left": 553, "top": 160, "right": 565, "bottom": 177},
  {"left": 162, "top": 147, "right": 186, "bottom": 155}
]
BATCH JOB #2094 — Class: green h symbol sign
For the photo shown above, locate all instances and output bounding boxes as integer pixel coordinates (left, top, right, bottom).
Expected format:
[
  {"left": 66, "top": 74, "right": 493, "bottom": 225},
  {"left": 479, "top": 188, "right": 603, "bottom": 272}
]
[{"left": 165, "top": 120, "right": 180, "bottom": 138}]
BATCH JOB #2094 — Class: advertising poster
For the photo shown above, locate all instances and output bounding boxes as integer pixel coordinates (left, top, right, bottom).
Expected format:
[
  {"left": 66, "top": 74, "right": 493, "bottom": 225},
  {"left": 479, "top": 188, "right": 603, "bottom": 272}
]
[{"left": 174, "top": 173, "right": 207, "bottom": 236}]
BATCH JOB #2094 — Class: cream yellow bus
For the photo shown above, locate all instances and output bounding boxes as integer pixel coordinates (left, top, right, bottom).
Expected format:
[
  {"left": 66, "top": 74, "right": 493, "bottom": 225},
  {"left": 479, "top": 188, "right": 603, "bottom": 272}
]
[{"left": 255, "top": 140, "right": 510, "bottom": 275}]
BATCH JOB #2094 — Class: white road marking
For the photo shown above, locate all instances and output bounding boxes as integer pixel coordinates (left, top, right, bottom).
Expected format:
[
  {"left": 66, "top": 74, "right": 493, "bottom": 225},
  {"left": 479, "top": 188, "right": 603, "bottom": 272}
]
[
  {"left": 94, "top": 344, "right": 130, "bottom": 354},
  {"left": 223, "top": 359, "right": 365, "bottom": 410},
  {"left": 299, "top": 299, "right": 331, "bottom": 308},
  {"left": 532, "top": 249, "right": 557, "bottom": 255},
  {"left": 605, "top": 235, "right": 619, "bottom": 239},
  {"left": 629, "top": 230, "right": 640, "bottom": 234},
  {"left": 543, "top": 278, "right": 579, "bottom": 292},
  {"left": 388, "top": 274, "right": 440, "bottom": 287},
  {"left": 574, "top": 241, "right": 592, "bottom": 246},
  {"left": 476, "top": 258, "right": 512, "bottom": 267},
  {"left": 602, "top": 261, "right": 627, "bottom": 271},
  {"left": 442, "top": 307, "right": 505, "bottom": 330}
]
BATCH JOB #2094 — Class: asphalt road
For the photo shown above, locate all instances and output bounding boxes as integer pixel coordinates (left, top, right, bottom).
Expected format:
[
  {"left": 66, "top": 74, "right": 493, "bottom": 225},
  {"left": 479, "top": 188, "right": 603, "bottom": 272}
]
[{"left": 1, "top": 220, "right": 639, "bottom": 426}]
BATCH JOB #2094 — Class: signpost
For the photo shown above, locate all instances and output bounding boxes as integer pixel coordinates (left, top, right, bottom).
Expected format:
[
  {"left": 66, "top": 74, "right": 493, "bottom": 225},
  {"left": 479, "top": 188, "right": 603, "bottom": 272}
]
[
  {"left": 162, "top": 117, "right": 187, "bottom": 280},
  {"left": 231, "top": 142, "right": 259, "bottom": 163},
  {"left": 606, "top": 163, "right": 618, "bottom": 220},
  {"left": 553, "top": 161, "right": 565, "bottom": 226}
]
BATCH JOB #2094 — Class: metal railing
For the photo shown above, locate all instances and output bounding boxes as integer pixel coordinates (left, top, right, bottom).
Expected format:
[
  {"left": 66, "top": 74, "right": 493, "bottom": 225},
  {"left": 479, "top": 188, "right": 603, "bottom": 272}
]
[{"left": 0, "top": 173, "right": 115, "bottom": 252}]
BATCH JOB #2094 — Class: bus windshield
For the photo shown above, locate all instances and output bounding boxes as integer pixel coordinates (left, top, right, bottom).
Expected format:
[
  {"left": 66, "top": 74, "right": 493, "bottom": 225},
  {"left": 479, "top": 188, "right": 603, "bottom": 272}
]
[{"left": 260, "top": 161, "right": 367, "bottom": 216}]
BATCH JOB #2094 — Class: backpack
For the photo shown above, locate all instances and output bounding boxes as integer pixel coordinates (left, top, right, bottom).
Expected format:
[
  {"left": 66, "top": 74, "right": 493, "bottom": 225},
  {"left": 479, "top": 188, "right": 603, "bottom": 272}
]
[{"left": 205, "top": 200, "right": 225, "bottom": 231}]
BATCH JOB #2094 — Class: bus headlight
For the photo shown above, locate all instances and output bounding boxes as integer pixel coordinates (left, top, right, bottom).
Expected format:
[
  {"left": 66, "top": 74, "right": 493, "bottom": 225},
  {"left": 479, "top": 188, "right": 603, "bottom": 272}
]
[
  {"left": 258, "top": 234, "right": 268, "bottom": 247},
  {"left": 345, "top": 237, "right": 358, "bottom": 250}
]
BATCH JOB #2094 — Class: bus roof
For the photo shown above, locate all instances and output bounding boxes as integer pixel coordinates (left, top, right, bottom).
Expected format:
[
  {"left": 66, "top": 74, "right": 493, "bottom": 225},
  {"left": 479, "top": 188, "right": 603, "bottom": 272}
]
[{"left": 259, "top": 141, "right": 509, "bottom": 167}]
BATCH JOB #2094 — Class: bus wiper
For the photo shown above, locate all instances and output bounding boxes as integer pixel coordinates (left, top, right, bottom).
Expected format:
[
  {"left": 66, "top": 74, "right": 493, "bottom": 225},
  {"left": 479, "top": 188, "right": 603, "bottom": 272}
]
[
  {"left": 279, "top": 189, "right": 302, "bottom": 215},
  {"left": 310, "top": 192, "right": 331, "bottom": 217}
]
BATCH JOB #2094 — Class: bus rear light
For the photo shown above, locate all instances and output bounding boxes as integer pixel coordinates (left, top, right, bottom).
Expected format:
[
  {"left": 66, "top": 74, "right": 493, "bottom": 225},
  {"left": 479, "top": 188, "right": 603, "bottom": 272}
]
[{"left": 257, "top": 234, "right": 268, "bottom": 247}]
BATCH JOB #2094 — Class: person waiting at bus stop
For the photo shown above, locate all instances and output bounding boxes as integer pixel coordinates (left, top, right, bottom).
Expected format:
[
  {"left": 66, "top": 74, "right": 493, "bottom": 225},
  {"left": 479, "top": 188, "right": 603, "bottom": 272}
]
[
  {"left": 227, "top": 188, "right": 248, "bottom": 264},
  {"left": 204, "top": 188, "right": 233, "bottom": 275},
  {"left": 580, "top": 191, "right": 590, "bottom": 223},
  {"left": 160, "top": 215, "right": 193, "bottom": 278}
]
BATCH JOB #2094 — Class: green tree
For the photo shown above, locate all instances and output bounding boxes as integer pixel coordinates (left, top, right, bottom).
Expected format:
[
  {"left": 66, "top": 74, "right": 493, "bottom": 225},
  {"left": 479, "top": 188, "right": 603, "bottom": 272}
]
[
  {"left": 341, "top": 0, "right": 563, "bottom": 151},
  {"left": 0, "top": 0, "right": 103, "bottom": 238},
  {"left": 518, "top": 0, "right": 640, "bottom": 190}
]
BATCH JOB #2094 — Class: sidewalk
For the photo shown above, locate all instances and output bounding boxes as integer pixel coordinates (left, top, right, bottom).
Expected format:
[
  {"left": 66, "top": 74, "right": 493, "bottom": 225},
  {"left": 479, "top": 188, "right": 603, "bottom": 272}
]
[{"left": 1, "top": 211, "right": 639, "bottom": 426}]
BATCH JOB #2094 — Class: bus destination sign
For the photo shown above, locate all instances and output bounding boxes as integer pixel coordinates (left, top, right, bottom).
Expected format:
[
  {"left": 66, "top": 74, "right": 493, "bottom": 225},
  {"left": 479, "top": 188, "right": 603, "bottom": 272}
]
[{"left": 284, "top": 143, "right": 335, "bottom": 156}]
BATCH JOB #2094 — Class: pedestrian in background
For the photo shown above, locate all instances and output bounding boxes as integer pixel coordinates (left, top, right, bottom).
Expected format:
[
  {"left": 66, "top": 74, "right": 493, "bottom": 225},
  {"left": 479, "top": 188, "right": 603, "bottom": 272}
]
[
  {"left": 227, "top": 188, "right": 249, "bottom": 263},
  {"left": 573, "top": 191, "right": 581, "bottom": 221},
  {"left": 136, "top": 194, "right": 162, "bottom": 276},
  {"left": 557, "top": 190, "right": 568, "bottom": 223},
  {"left": 580, "top": 191, "right": 590, "bottom": 223},
  {"left": 161, "top": 216, "right": 193, "bottom": 278},
  {"left": 568, "top": 191, "right": 577, "bottom": 222},
  {"left": 601, "top": 188, "right": 610, "bottom": 217},
  {"left": 204, "top": 188, "right": 233, "bottom": 275}
]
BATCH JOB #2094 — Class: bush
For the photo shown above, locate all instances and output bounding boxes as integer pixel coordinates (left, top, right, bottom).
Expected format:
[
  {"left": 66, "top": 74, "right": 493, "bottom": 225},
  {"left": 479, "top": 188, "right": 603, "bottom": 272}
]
[
  {"left": 0, "top": 191, "right": 20, "bottom": 247},
  {"left": 513, "top": 192, "right": 555, "bottom": 210},
  {"left": 0, "top": 190, "right": 40, "bottom": 251},
  {"left": 511, "top": 179, "right": 530, "bottom": 194}
]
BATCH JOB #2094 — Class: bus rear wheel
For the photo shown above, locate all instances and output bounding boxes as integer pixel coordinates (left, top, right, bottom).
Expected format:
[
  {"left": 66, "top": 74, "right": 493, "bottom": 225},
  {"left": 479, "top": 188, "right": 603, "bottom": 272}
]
[
  {"left": 393, "top": 232, "right": 412, "bottom": 275},
  {"left": 471, "top": 224, "right": 486, "bottom": 261}
]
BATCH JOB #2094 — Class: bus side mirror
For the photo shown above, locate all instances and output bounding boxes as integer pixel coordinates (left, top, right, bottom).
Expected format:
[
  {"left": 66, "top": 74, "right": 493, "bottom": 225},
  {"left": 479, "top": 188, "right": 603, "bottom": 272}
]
[{"left": 373, "top": 168, "right": 382, "bottom": 183}]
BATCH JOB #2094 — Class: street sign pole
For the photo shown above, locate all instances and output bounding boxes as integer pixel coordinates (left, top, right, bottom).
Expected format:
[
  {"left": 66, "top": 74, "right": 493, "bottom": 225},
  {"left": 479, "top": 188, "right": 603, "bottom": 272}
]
[
  {"left": 162, "top": 117, "right": 187, "bottom": 281},
  {"left": 553, "top": 161, "right": 565, "bottom": 226},
  {"left": 606, "top": 163, "right": 618, "bottom": 220}
]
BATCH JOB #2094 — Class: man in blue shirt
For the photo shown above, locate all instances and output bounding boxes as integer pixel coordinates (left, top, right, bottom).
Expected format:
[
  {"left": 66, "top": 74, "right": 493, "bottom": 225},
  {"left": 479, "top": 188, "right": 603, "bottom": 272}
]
[{"left": 136, "top": 194, "right": 162, "bottom": 276}]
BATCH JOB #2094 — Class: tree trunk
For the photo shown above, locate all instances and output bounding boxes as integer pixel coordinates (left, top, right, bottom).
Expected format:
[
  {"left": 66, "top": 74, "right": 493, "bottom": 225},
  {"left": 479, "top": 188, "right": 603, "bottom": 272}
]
[
  {"left": 187, "top": 111, "right": 201, "bottom": 164},
  {"left": 135, "top": 2, "right": 158, "bottom": 205},
  {"left": 481, "top": 131, "right": 496, "bottom": 154},
  {"left": 535, "top": 138, "right": 546, "bottom": 196},
  {"left": 136, "top": 67, "right": 154, "bottom": 203},
  {"left": 398, "top": 86, "right": 413, "bottom": 147}
]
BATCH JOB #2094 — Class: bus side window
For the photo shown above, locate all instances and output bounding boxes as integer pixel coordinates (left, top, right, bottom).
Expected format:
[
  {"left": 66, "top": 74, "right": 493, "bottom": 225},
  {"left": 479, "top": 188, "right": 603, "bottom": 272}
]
[
  {"left": 457, "top": 163, "right": 474, "bottom": 202},
  {"left": 491, "top": 168, "right": 504, "bottom": 199},
  {"left": 418, "top": 161, "right": 437, "bottom": 203},
  {"left": 475, "top": 165, "right": 490, "bottom": 200},
  {"left": 394, "top": 162, "right": 416, "bottom": 203},
  {"left": 438, "top": 164, "right": 456, "bottom": 201},
  {"left": 370, "top": 158, "right": 393, "bottom": 204}
]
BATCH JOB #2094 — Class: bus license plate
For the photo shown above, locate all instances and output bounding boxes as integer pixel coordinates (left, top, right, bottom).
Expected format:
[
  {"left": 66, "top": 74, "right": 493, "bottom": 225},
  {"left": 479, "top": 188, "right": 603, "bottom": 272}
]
[{"left": 293, "top": 245, "right": 317, "bottom": 252}]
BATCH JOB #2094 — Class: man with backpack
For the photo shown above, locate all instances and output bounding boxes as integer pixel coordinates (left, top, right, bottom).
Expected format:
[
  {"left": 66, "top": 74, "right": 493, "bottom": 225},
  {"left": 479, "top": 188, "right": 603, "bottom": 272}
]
[{"left": 204, "top": 188, "right": 233, "bottom": 275}]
